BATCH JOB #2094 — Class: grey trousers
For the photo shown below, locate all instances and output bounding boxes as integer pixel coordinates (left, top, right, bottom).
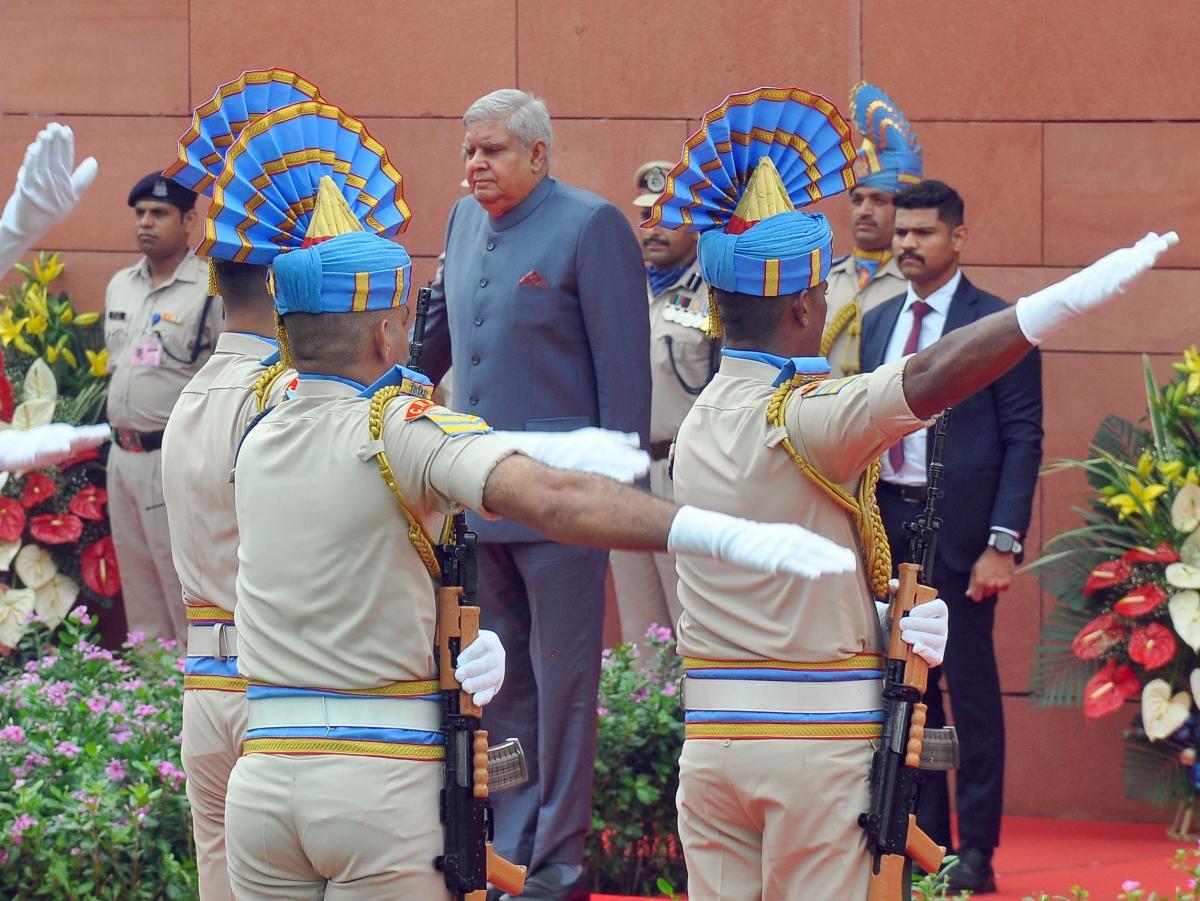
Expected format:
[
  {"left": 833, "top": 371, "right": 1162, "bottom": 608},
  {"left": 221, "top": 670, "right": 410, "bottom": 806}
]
[{"left": 475, "top": 541, "right": 609, "bottom": 874}]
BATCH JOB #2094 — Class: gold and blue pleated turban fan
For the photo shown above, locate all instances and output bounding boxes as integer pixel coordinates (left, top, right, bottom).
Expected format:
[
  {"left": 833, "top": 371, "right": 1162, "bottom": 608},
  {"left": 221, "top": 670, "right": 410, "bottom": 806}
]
[
  {"left": 850, "top": 82, "right": 922, "bottom": 193},
  {"left": 645, "top": 87, "right": 857, "bottom": 297},
  {"left": 198, "top": 100, "right": 410, "bottom": 266},
  {"left": 273, "top": 230, "right": 412, "bottom": 315},
  {"left": 165, "top": 68, "right": 325, "bottom": 197}
]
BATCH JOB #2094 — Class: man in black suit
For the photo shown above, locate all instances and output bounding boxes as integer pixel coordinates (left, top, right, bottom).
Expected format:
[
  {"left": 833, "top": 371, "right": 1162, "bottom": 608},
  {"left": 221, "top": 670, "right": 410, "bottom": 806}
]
[{"left": 860, "top": 180, "right": 1043, "bottom": 895}]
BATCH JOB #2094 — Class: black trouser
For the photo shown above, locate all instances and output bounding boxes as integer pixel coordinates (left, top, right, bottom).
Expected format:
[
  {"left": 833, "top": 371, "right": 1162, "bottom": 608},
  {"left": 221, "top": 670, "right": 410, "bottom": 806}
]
[{"left": 878, "top": 488, "right": 1005, "bottom": 854}]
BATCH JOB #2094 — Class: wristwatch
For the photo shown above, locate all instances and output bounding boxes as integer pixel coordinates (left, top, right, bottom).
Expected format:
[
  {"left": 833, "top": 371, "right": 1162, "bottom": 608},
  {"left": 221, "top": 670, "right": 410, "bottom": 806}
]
[{"left": 988, "top": 530, "right": 1023, "bottom": 554}]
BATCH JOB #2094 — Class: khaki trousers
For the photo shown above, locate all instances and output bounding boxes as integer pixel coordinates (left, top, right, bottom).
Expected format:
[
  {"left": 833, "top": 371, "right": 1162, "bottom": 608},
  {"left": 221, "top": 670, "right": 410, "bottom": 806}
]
[
  {"left": 108, "top": 446, "right": 186, "bottom": 643},
  {"left": 676, "top": 738, "right": 874, "bottom": 901},
  {"left": 182, "top": 689, "right": 246, "bottom": 901},
  {"left": 225, "top": 753, "right": 450, "bottom": 900},
  {"left": 609, "top": 549, "right": 682, "bottom": 644}
]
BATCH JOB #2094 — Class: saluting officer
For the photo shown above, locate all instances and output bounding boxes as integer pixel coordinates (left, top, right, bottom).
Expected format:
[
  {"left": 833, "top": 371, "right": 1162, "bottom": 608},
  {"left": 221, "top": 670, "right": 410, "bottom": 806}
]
[
  {"left": 105, "top": 172, "right": 222, "bottom": 644},
  {"left": 610, "top": 160, "right": 719, "bottom": 644}
]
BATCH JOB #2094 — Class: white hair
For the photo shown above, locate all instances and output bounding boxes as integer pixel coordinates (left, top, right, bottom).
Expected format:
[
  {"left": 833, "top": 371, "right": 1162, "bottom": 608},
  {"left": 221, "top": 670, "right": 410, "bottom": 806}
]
[{"left": 463, "top": 89, "right": 553, "bottom": 166}]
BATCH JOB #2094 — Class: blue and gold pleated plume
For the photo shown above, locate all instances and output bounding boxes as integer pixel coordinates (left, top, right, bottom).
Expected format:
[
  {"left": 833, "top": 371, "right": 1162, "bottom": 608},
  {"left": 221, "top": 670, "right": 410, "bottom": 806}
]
[
  {"left": 849, "top": 82, "right": 922, "bottom": 193},
  {"left": 644, "top": 87, "right": 857, "bottom": 301}
]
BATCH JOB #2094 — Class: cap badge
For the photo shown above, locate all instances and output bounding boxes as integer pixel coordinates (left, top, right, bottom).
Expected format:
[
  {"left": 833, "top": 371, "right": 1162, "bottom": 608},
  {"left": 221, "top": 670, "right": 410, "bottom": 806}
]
[
  {"left": 152, "top": 179, "right": 169, "bottom": 198},
  {"left": 644, "top": 166, "right": 667, "bottom": 193}
]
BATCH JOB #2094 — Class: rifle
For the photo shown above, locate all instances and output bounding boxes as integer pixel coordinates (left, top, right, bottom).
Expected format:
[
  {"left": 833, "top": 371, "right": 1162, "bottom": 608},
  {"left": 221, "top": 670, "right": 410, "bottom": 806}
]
[
  {"left": 859, "top": 411, "right": 959, "bottom": 901},
  {"left": 407, "top": 287, "right": 527, "bottom": 899}
]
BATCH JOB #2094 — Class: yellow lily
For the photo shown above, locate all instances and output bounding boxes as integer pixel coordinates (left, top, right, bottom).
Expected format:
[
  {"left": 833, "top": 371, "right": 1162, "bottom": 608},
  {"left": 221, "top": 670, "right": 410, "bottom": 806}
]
[
  {"left": 1136, "top": 450, "right": 1155, "bottom": 480},
  {"left": 85, "top": 348, "right": 109, "bottom": 378},
  {"left": 32, "top": 253, "right": 64, "bottom": 287},
  {"left": 62, "top": 347, "right": 77, "bottom": 368},
  {"left": 23, "top": 283, "right": 49, "bottom": 320},
  {"left": 1160, "top": 460, "right": 1186, "bottom": 482},
  {"left": 0, "top": 313, "right": 28, "bottom": 348},
  {"left": 12, "top": 334, "right": 35, "bottom": 356},
  {"left": 25, "top": 313, "right": 48, "bottom": 337},
  {"left": 45, "top": 345, "right": 58, "bottom": 364},
  {"left": 1174, "top": 346, "right": 1200, "bottom": 396},
  {"left": 1107, "top": 474, "right": 1171, "bottom": 520},
  {"left": 58, "top": 306, "right": 74, "bottom": 326},
  {"left": 73, "top": 312, "right": 100, "bottom": 327}
]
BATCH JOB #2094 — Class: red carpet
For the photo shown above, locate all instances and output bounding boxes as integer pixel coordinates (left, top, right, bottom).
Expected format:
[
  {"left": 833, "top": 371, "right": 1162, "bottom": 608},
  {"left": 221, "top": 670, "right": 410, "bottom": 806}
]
[{"left": 590, "top": 815, "right": 1195, "bottom": 900}]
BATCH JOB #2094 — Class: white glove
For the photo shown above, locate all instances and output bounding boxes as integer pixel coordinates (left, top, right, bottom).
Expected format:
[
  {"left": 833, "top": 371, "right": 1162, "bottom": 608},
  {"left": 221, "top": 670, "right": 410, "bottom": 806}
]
[
  {"left": 455, "top": 629, "right": 505, "bottom": 706},
  {"left": 899, "top": 598, "right": 949, "bottom": 668},
  {"left": 0, "top": 123, "right": 99, "bottom": 273},
  {"left": 666, "top": 504, "right": 857, "bottom": 578},
  {"left": 494, "top": 428, "right": 650, "bottom": 483},
  {"left": 1014, "top": 231, "right": 1179, "bottom": 344},
  {"left": 0, "top": 423, "right": 109, "bottom": 471}
]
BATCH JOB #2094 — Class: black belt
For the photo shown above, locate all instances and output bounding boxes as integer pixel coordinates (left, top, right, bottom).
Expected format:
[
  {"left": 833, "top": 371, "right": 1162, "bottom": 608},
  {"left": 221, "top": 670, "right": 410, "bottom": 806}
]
[
  {"left": 112, "top": 427, "right": 165, "bottom": 453},
  {"left": 649, "top": 439, "right": 673, "bottom": 462},
  {"left": 877, "top": 480, "right": 927, "bottom": 505}
]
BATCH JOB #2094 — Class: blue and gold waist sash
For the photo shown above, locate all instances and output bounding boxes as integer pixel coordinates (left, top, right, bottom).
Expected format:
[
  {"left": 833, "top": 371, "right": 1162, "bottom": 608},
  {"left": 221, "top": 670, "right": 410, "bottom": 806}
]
[
  {"left": 681, "top": 654, "right": 885, "bottom": 740},
  {"left": 184, "top": 605, "right": 245, "bottom": 692}
]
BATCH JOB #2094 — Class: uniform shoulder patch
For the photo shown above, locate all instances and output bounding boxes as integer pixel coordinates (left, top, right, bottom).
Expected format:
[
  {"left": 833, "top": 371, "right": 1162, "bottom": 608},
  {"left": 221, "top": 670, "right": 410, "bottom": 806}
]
[
  {"left": 797, "top": 375, "right": 859, "bottom": 398},
  {"left": 403, "top": 401, "right": 490, "bottom": 435}
]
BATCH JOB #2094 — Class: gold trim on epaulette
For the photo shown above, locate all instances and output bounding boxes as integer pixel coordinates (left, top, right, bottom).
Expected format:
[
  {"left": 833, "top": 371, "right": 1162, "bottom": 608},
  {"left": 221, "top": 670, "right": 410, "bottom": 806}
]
[
  {"left": 799, "top": 375, "right": 858, "bottom": 397},
  {"left": 419, "top": 407, "right": 490, "bottom": 436}
]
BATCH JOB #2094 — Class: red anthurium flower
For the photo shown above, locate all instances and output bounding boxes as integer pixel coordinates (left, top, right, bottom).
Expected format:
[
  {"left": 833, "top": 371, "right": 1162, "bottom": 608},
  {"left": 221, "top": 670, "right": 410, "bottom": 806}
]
[
  {"left": 0, "top": 496, "right": 25, "bottom": 542},
  {"left": 1071, "top": 613, "right": 1126, "bottom": 660},
  {"left": 1113, "top": 584, "right": 1169, "bottom": 618},
  {"left": 1083, "top": 560, "right": 1133, "bottom": 597},
  {"left": 57, "top": 446, "right": 101, "bottom": 470},
  {"left": 1083, "top": 660, "right": 1140, "bottom": 719},
  {"left": 1128, "top": 622, "right": 1178, "bottom": 671},
  {"left": 20, "top": 472, "right": 57, "bottom": 509},
  {"left": 81, "top": 536, "right": 120, "bottom": 597},
  {"left": 29, "top": 513, "right": 83, "bottom": 545},
  {"left": 1123, "top": 543, "right": 1181, "bottom": 565},
  {"left": 68, "top": 485, "right": 108, "bottom": 521},
  {"left": 0, "top": 374, "right": 13, "bottom": 423}
]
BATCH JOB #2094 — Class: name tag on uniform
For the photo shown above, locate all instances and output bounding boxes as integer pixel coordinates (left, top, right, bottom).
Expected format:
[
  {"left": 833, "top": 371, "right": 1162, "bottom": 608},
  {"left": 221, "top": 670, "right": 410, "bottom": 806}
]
[{"left": 131, "top": 341, "right": 162, "bottom": 367}]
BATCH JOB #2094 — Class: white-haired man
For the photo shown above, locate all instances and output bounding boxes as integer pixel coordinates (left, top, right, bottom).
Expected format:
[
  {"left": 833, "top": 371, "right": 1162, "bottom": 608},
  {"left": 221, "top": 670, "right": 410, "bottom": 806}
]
[{"left": 423, "top": 89, "right": 651, "bottom": 900}]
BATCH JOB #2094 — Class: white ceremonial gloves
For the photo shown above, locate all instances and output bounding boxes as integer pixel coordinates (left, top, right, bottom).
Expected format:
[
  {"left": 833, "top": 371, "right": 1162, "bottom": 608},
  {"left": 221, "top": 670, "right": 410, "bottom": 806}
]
[
  {"left": 877, "top": 579, "right": 950, "bottom": 668},
  {"left": 494, "top": 428, "right": 650, "bottom": 483},
  {"left": 0, "top": 123, "right": 99, "bottom": 273},
  {"left": 455, "top": 629, "right": 506, "bottom": 706},
  {"left": 1014, "top": 231, "right": 1179, "bottom": 345},
  {"left": 666, "top": 504, "right": 858, "bottom": 579},
  {"left": 0, "top": 422, "right": 110, "bottom": 471}
]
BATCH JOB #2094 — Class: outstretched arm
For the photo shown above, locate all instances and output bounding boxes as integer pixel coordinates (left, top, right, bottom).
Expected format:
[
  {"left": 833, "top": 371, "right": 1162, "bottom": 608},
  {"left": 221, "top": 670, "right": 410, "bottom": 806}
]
[
  {"left": 481, "top": 453, "right": 856, "bottom": 578},
  {"left": 903, "top": 232, "right": 1178, "bottom": 419}
]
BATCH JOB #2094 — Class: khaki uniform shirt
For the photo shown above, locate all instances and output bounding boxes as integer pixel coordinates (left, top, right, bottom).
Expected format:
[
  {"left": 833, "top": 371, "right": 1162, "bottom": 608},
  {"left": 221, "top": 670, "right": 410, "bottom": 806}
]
[
  {"left": 104, "top": 252, "right": 224, "bottom": 431},
  {"left": 822, "top": 253, "right": 907, "bottom": 378},
  {"left": 233, "top": 379, "right": 516, "bottom": 690},
  {"left": 161, "top": 332, "right": 290, "bottom": 613},
  {"left": 648, "top": 257, "right": 717, "bottom": 499},
  {"left": 672, "top": 354, "right": 925, "bottom": 662}
]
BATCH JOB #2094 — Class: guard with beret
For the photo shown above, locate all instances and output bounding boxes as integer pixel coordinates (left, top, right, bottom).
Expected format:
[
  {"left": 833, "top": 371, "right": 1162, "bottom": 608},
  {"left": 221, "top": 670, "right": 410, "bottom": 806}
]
[
  {"left": 821, "top": 83, "right": 921, "bottom": 377},
  {"left": 648, "top": 84, "right": 1175, "bottom": 899},
  {"left": 104, "top": 164, "right": 222, "bottom": 646},
  {"left": 609, "top": 159, "right": 718, "bottom": 646}
]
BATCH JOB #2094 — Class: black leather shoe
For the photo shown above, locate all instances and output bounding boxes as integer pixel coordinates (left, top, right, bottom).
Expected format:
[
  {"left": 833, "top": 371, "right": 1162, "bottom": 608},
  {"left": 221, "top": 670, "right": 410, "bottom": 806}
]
[{"left": 945, "top": 847, "right": 997, "bottom": 894}]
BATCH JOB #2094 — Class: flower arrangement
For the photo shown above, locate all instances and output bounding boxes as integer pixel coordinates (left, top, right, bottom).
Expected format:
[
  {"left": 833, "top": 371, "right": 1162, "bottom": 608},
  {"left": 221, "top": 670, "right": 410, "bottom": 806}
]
[
  {"left": 585, "top": 625, "right": 687, "bottom": 896},
  {"left": 0, "top": 253, "right": 117, "bottom": 654},
  {"left": 0, "top": 607, "right": 195, "bottom": 898},
  {"left": 1031, "top": 348, "right": 1200, "bottom": 809}
]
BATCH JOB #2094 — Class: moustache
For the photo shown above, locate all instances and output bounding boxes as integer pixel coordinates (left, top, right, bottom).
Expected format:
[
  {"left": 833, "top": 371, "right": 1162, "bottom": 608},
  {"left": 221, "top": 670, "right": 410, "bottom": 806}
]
[
  {"left": 854, "top": 218, "right": 877, "bottom": 228},
  {"left": 899, "top": 253, "right": 924, "bottom": 265},
  {"left": 642, "top": 238, "right": 669, "bottom": 248}
]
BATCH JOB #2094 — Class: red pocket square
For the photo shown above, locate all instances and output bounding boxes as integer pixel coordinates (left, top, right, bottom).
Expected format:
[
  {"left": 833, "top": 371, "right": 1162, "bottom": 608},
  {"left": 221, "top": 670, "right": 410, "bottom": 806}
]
[{"left": 517, "top": 270, "right": 550, "bottom": 288}]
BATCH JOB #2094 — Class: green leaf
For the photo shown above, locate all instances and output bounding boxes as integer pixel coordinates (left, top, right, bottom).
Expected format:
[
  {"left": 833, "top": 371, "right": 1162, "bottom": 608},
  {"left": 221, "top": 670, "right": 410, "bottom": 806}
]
[
  {"left": 1030, "top": 603, "right": 1094, "bottom": 708},
  {"left": 1144, "top": 354, "right": 1170, "bottom": 460},
  {"left": 1123, "top": 735, "right": 1190, "bottom": 808}
]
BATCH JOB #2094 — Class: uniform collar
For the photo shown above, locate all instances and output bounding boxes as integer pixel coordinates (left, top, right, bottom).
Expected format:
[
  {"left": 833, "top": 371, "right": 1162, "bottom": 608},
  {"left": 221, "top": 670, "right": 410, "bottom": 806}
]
[
  {"left": 292, "top": 374, "right": 366, "bottom": 398},
  {"left": 215, "top": 332, "right": 276, "bottom": 357},
  {"left": 490, "top": 176, "right": 555, "bottom": 232},
  {"left": 720, "top": 349, "right": 831, "bottom": 387},
  {"left": 357, "top": 364, "right": 434, "bottom": 400}
]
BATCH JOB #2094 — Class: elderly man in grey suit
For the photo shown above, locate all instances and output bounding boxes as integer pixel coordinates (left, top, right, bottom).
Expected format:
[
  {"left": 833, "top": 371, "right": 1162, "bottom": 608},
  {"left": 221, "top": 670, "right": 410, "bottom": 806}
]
[{"left": 423, "top": 89, "right": 651, "bottom": 901}]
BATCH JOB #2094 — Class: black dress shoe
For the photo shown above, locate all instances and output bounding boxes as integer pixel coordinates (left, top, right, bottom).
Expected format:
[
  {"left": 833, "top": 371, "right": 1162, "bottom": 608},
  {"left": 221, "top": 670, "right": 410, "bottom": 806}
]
[{"left": 945, "top": 847, "right": 997, "bottom": 894}]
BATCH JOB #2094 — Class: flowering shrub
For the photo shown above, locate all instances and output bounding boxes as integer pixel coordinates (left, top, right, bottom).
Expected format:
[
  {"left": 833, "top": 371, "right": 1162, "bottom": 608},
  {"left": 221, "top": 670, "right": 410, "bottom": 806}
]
[
  {"left": 585, "top": 625, "right": 686, "bottom": 896},
  {"left": 0, "top": 252, "right": 118, "bottom": 654},
  {"left": 1032, "top": 349, "right": 1200, "bottom": 807},
  {"left": 1020, "top": 844, "right": 1200, "bottom": 899},
  {"left": 0, "top": 607, "right": 195, "bottom": 898}
]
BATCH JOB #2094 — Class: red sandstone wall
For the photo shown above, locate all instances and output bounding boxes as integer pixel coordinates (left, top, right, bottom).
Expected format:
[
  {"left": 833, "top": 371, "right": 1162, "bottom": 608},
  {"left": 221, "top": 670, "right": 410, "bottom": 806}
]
[{"left": 1, "top": 0, "right": 1195, "bottom": 824}]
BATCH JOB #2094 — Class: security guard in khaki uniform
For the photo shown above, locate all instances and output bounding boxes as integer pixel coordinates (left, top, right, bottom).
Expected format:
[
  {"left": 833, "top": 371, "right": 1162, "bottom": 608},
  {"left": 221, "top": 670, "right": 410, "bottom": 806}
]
[
  {"left": 158, "top": 68, "right": 321, "bottom": 901},
  {"left": 106, "top": 172, "right": 222, "bottom": 643},
  {"left": 610, "top": 161, "right": 719, "bottom": 643},
  {"left": 648, "top": 86, "right": 1177, "bottom": 900},
  {"left": 821, "top": 83, "right": 920, "bottom": 378},
  {"left": 213, "top": 98, "right": 859, "bottom": 900}
]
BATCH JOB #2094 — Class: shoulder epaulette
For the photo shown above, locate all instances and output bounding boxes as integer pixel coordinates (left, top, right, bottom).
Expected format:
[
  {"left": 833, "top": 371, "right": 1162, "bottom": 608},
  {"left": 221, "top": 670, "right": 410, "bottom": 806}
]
[
  {"left": 798, "top": 375, "right": 859, "bottom": 398},
  {"left": 396, "top": 399, "right": 490, "bottom": 436}
]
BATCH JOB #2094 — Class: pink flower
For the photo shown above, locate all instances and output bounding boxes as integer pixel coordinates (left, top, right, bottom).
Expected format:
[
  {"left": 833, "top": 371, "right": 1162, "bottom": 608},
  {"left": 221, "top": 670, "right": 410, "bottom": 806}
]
[
  {"left": 1, "top": 724, "right": 26, "bottom": 743},
  {"left": 134, "top": 704, "right": 159, "bottom": 718},
  {"left": 662, "top": 682, "right": 678, "bottom": 698},
  {"left": 644, "top": 622, "right": 673, "bottom": 643},
  {"left": 83, "top": 647, "right": 113, "bottom": 662},
  {"left": 109, "top": 728, "right": 134, "bottom": 745},
  {"left": 54, "top": 741, "right": 81, "bottom": 758},
  {"left": 0, "top": 849, "right": 9, "bottom": 865},
  {"left": 596, "top": 706, "right": 609, "bottom": 716},
  {"left": 175, "top": 658, "right": 186, "bottom": 672},
  {"left": 69, "top": 605, "right": 92, "bottom": 625},
  {"left": 23, "top": 752, "right": 49, "bottom": 768},
  {"left": 126, "top": 630, "right": 145, "bottom": 645},
  {"left": 39, "top": 655, "right": 57, "bottom": 669},
  {"left": 156, "top": 760, "right": 186, "bottom": 790},
  {"left": 86, "top": 697, "right": 107, "bottom": 713},
  {"left": 108, "top": 700, "right": 125, "bottom": 715},
  {"left": 119, "top": 678, "right": 144, "bottom": 692},
  {"left": 9, "top": 813, "right": 37, "bottom": 843},
  {"left": 1122, "top": 881, "right": 1142, "bottom": 892},
  {"left": 105, "top": 759, "right": 126, "bottom": 782},
  {"left": 156, "top": 637, "right": 178, "bottom": 651}
]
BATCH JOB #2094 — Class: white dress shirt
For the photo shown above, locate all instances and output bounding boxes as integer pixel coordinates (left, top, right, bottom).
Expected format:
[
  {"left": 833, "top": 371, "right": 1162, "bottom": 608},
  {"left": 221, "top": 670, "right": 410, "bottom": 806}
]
[{"left": 879, "top": 267, "right": 962, "bottom": 486}]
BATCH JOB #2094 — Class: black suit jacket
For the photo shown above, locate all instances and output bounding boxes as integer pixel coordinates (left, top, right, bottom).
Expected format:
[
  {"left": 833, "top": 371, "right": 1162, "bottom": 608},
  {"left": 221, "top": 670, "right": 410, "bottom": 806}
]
[{"left": 860, "top": 274, "right": 1044, "bottom": 573}]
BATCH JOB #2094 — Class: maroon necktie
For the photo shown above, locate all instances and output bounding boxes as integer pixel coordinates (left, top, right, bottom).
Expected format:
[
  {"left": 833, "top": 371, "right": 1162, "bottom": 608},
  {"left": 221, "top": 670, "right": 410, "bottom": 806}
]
[{"left": 887, "top": 300, "right": 933, "bottom": 473}]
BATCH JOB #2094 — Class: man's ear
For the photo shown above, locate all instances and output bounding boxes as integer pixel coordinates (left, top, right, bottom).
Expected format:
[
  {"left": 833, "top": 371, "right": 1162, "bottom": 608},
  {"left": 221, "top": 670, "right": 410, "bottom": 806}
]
[
  {"left": 793, "top": 290, "right": 812, "bottom": 328},
  {"left": 951, "top": 223, "right": 968, "bottom": 254},
  {"left": 182, "top": 207, "right": 198, "bottom": 232},
  {"left": 371, "top": 315, "right": 395, "bottom": 366},
  {"left": 529, "top": 139, "right": 548, "bottom": 174}
]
